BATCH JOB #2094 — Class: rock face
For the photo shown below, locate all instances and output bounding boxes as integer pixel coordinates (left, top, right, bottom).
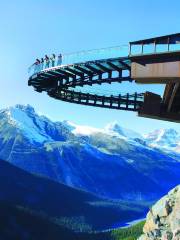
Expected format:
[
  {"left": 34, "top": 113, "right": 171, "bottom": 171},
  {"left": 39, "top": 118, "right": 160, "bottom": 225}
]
[{"left": 138, "top": 185, "right": 180, "bottom": 240}]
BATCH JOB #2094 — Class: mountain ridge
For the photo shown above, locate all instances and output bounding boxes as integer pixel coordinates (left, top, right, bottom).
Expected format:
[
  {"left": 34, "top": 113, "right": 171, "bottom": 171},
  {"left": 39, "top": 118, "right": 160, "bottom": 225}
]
[
  {"left": 2, "top": 104, "right": 180, "bottom": 151},
  {"left": 0, "top": 104, "right": 180, "bottom": 201}
]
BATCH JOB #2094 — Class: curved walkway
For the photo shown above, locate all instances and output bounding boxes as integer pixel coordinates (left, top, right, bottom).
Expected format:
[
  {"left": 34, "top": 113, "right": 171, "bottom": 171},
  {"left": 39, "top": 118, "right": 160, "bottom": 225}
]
[{"left": 28, "top": 47, "right": 144, "bottom": 111}]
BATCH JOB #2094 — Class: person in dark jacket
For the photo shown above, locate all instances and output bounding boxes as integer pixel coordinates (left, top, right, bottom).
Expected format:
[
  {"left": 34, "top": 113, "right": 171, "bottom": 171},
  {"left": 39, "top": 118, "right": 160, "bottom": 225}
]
[
  {"left": 45, "top": 55, "right": 50, "bottom": 68},
  {"left": 40, "top": 58, "right": 44, "bottom": 70},
  {"left": 35, "top": 59, "right": 41, "bottom": 72},
  {"left": 51, "top": 54, "right": 56, "bottom": 67},
  {"left": 57, "top": 53, "right": 62, "bottom": 65},
  {"left": 35, "top": 58, "right": 41, "bottom": 65}
]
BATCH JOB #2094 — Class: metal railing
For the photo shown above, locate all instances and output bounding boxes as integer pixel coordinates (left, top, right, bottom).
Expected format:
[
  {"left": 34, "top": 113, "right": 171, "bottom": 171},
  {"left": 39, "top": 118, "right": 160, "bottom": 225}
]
[
  {"left": 130, "top": 43, "right": 180, "bottom": 56},
  {"left": 28, "top": 45, "right": 129, "bottom": 77},
  {"left": 69, "top": 86, "right": 144, "bottom": 99}
]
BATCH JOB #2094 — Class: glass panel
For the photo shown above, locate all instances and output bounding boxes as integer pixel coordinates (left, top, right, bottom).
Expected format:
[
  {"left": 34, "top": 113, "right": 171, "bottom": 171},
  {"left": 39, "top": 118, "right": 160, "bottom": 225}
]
[
  {"left": 130, "top": 45, "right": 142, "bottom": 55},
  {"left": 103, "top": 63, "right": 114, "bottom": 70},
  {"left": 28, "top": 45, "right": 129, "bottom": 77},
  {"left": 90, "top": 63, "right": 102, "bottom": 71},
  {"left": 130, "top": 40, "right": 180, "bottom": 56},
  {"left": 143, "top": 44, "right": 155, "bottom": 54},
  {"left": 156, "top": 44, "right": 168, "bottom": 53},
  {"left": 169, "top": 43, "right": 180, "bottom": 52}
]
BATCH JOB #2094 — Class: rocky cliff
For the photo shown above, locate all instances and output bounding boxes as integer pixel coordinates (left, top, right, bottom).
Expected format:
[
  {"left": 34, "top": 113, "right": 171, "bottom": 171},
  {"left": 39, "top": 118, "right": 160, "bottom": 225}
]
[{"left": 138, "top": 185, "right": 180, "bottom": 240}]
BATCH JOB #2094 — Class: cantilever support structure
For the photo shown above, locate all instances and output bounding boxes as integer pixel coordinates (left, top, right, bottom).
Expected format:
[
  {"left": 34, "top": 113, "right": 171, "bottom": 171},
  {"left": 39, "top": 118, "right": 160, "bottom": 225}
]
[{"left": 129, "top": 33, "right": 180, "bottom": 122}]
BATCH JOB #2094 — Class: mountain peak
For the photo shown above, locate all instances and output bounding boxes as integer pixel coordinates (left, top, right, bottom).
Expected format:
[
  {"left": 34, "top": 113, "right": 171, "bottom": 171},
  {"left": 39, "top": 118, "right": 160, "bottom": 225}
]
[
  {"left": 1, "top": 104, "right": 36, "bottom": 124},
  {"left": 144, "top": 128, "right": 179, "bottom": 141},
  {"left": 68, "top": 122, "right": 103, "bottom": 136},
  {"left": 105, "top": 121, "right": 142, "bottom": 140},
  {"left": 1, "top": 104, "right": 53, "bottom": 143},
  {"left": 14, "top": 104, "right": 35, "bottom": 114},
  {"left": 144, "top": 128, "right": 180, "bottom": 152},
  {"left": 4, "top": 104, "right": 37, "bottom": 127},
  {"left": 105, "top": 121, "right": 126, "bottom": 137},
  {"left": 0, "top": 104, "right": 75, "bottom": 144}
]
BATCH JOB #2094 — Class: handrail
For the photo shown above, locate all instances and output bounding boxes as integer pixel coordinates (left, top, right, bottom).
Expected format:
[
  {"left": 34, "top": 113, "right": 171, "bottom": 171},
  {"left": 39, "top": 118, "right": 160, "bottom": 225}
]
[{"left": 28, "top": 45, "right": 129, "bottom": 77}]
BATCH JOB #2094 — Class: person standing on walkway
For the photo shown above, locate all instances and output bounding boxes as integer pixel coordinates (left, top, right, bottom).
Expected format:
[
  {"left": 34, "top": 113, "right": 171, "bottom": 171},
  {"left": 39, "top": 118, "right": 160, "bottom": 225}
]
[
  {"left": 51, "top": 54, "right": 56, "bottom": 67},
  {"left": 35, "top": 58, "right": 41, "bottom": 65},
  {"left": 57, "top": 53, "right": 62, "bottom": 65},
  {"left": 35, "top": 59, "right": 41, "bottom": 72},
  {"left": 45, "top": 55, "right": 50, "bottom": 68},
  {"left": 40, "top": 58, "right": 44, "bottom": 70}
]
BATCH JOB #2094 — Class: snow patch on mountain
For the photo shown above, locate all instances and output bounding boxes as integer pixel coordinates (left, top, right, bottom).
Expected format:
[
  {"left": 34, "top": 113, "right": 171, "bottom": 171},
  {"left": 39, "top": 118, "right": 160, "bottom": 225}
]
[
  {"left": 105, "top": 121, "right": 142, "bottom": 139},
  {"left": 144, "top": 128, "right": 180, "bottom": 153},
  {"left": 69, "top": 122, "right": 104, "bottom": 136},
  {"left": 1, "top": 104, "right": 180, "bottom": 155},
  {"left": 66, "top": 120, "right": 143, "bottom": 142},
  {"left": 2, "top": 105, "right": 52, "bottom": 143}
]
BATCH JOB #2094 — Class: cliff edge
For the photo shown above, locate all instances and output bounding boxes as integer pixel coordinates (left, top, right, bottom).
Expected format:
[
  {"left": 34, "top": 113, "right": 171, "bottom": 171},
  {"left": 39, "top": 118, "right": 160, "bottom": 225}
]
[{"left": 138, "top": 185, "right": 180, "bottom": 240}]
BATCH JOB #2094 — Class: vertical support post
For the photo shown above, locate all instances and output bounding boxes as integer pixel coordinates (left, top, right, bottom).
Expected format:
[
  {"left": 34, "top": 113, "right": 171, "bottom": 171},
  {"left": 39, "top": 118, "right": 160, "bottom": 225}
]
[
  {"left": 110, "top": 95, "right": 113, "bottom": 107},
  {"left": 94, "top": 95, "right": 97, "bottom": 105},
  {"left": 134, "top": 92, "right": 137, "bottom": 110},
  {"left": 167, "top": 37, "right": 170, "bottom": 51},
  {"left": 81, "top": 74, "right": 85, "bottom": 85},
  {"left": 63, "top": 91, "right": 66, "bottom": 99},
  {"left": 59, "top": 78, "right": 63, "bottom": 86},
  {"left": 86, "top": 93, "right": 89, "bottom": 104},
  {"left": 79, "top": 75, "right": 83, "bottom": 86},
  {"left": 79, "top": 92, "right": 81, "bottom": 103},
  {"left": 66, "top": 77, "right": 70, "bottom": 84},
  {"left": 108, "top": 71, "right": 112, "bottom": 79},
  {"left": 89, "top": 74, "right": 93, "bottom": 85},
  {"left": 74, "top": 92, "right": 78, "bottom": 101},
  {"left": 102, "top": 96, "right": 105, "bottom": 106},
  {"left": 126, "top": 93, "right": 129, "bottom": 109},
  {"left": 118, "top": 70, "right": 122, "bottom": 78},
  {"left": 99, "top": 73, "right": 102, "bottom": 80},
  {"left": 154, "top": 40, "right": 156, "bottom": 53},
  {"left": 129, "top": 43, "right": 132, "bottom": 55},
  {"left": 118, "top": 94, "right": 121, "bottom": 108},
  {"left": 71, "top": 90, "right": 74, "bottom": 101},
  {"left": 72, "top": 76, "right": 76, "bottom": 86},
  {"left": 141, "top": 43, "right": 144, "bottom": 54}
]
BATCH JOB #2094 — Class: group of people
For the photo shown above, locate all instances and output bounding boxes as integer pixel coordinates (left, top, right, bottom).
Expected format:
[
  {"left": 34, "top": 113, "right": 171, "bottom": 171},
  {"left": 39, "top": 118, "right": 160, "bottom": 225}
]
[{"left": 35, "top": 53, "right": 63, "bottom": 68}]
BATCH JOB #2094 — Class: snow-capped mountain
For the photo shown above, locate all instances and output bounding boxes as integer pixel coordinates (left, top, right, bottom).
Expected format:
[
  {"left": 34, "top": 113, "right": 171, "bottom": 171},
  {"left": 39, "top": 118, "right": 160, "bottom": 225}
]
[
  {"left": 62, "top": 121, "right": 145, "bottom": 153},
  {"left": 0, "top": 104, "right": 180, "bottom": 201},
  {"left": 105, "top": 121, "right": 142, "bottom": 139},
  {"left": 65, "top": 121, "right": 142, "bottom": 140},
  {"left": 144, "top": 128, "right": 180, "bottom": 153},
  {"left": 0, "top": 104, "right": 74, "bottom": 144},
  {"left": 3, "top": 105, "right": 52, "bottom": 143}
]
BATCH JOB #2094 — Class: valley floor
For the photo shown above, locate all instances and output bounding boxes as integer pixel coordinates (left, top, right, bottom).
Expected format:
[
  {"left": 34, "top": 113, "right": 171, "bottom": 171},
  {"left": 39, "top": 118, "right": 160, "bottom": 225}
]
[{"left": 0, "top": 201, "right": 145, "bottom": 240}]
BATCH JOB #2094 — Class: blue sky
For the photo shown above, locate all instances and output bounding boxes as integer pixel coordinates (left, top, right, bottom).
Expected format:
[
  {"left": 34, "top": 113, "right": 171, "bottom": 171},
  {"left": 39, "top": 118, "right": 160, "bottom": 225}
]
[{"left": 1, "top": 0, "right": 180, "bottom": 133}]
